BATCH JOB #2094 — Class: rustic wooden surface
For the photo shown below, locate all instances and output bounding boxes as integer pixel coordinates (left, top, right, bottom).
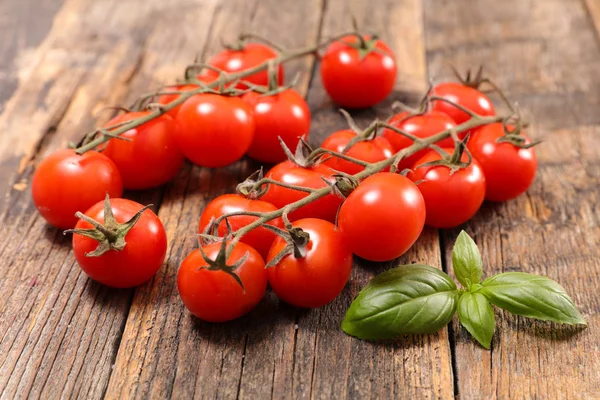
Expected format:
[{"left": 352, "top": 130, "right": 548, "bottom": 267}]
[{"left": 0, "top": 0, "right": 599, "bottom": 398}]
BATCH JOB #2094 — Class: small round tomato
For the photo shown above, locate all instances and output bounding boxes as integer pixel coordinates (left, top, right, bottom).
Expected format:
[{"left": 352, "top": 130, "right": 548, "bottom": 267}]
[
  {"left": 320, "top": 129, "right": 394, "bottom": 175},
  {"left": 198, "top": 194, "right": 284, "bottom": 259},
  {"left": 32, "top": 149, "right": 123, "bottom": 229},
  {"left": 261, "top": 161, "right": 342, "bottom": 222},
  {"left": 381, "top": 111, "right": 457, "bottom": 170},
  {"left": 266, "top": 218, "right": 352, "bottom": 308},
  {"left": 408, "top": 149, "right": 486, "bottom": 228},
  {"left": 338, "top": 172, "right": 425, "bottom": 261},
  {"left": 103, "top": 112, "right": 184, "bottom": 190},
  {"left": 72, "top": 198, "right": 167, "bottom": 288},
  {"left": 175, "top": 94, "right": 255, "bottom": 167},
  {"left": 177, "top": 241, "right": 267, "bottom": 322},
  {"left": 208, "top": 43, "right": 283, "bottom": 88},
  {"left": 157, "top": 84, "right": 200, "bottom": 118},
  {"left": 320, "top": 35, "right": 397, "bottom": 108},
  {"left": 242, "top": 89, "right": 310, "bottom": 164},
  {"left": 468, "top": 123, "right": 537, "bottom": 202},
  {"left": 431, "top": 82, "right": 495, "bottom": 124}
]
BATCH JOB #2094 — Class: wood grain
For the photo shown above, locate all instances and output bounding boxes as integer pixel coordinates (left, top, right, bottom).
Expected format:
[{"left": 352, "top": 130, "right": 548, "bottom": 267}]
[{"left": 424, "top": 0, "right": 600, "bottom": 398}]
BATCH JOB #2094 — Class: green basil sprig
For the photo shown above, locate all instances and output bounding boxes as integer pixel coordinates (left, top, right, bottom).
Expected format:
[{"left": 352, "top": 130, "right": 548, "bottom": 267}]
[{"left": 342, "top": 231, "right": 586, "bottom": 348}]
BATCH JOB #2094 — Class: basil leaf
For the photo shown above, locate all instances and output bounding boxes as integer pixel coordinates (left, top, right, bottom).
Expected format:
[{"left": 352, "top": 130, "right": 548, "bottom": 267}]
[
  {"left": 451, "top": 230, "right": 482, "bottom": 289},
  {"left": 457, "top": 292, "right": 495, "bottom": 349},
  {"left": 480, "top": 272, "right": 586, "bottom": 325},
  {"left": 342, "top": 264, "right": 459, "bottom": 340}
]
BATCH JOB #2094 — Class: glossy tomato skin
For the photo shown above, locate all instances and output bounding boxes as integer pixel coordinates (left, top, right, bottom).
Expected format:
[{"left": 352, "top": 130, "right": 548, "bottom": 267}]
[
  {"left": 432, "top": 82, "right": 495, "bottom": 125},
  {"left": 381, "top": 111, "right": 457, "bottom": 170},
  {"left": 103, "top": 112, "right": 184, "bottom": 190},
  {"left": 321, "top": 129, "right": 394, "bottom": 175},
  {"left": 32, "top": 149, "right": 123, "bottom": 229},
  {"left": 198, "top": 194, "right": 284, "bottom": 259},
  {"left": 468, "top": 123, "right": 537, "bottom": 202},
  {"left": 320, "top": 35, "right": 397, "bottom": 108},
  {"left": 175, "top": 94, "right": 255, "bottom": 167},
  {"left": 242, "top": 89, "right": 310, "bottom": 164},
  {"left": 158, "top": 84, "right": 200, "bottom": 118},
  {"left": 261, "top": 161, "right": 342, "bottom": 222},
  {"left": 409, "top": 149, "right": 486, "bottom": 228},
  {"left": 338, "top": 172, "right": 425, "bottom": 262},
  {"left": 72, "top": 199, "right": 167, "bottom": 288},
  {"left": 208, "top": 43, "right": 283, "bottom": 88},
  {"left": 266, "top": 218, "right": 352, "bottom": 308},
  {"left": 177, "top": 242, "right": 267, "bottom": 322}
]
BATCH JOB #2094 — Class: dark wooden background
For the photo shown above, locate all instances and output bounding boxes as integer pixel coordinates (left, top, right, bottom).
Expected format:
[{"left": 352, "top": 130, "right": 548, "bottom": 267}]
[{"left": 1, "top": 0, "right": 599, "bottom": 398}]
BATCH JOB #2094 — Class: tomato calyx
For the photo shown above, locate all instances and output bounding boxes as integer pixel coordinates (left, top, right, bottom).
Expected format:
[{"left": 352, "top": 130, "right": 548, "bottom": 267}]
[
  {"left": 323, "top": 172, "right": 359, "bottom": 198},
  {"left": 197, "top": 238, "right": 248, "bottom": 290},
  {"left": 237, "top": 169, "right": 268, "bottom": 199},
  {"left": 263, "top": 224, "right": 310, "bottom": 268},
  {"left": 280, "top": 137, "right": 319, "bottom": 168},
  {"left": 417, "top": 135, "right": 472, "bottom": 175},
  {"left": 496, "top": 120, "right": 541, "bottom": 149},
  {"left": 64, "top": 194, "right": 151, "bottom": 257}
]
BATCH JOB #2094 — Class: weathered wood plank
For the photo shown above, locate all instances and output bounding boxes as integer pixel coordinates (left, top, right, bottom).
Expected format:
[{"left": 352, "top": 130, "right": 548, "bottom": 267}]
[{"left": 424, "top": 0, "right": 600, "bottom": 398}]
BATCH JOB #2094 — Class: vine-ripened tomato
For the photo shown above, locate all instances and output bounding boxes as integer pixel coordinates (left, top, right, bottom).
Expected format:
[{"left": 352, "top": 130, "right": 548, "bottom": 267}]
[
  {"left": 72, "top": 198, "right": 167, "bottom": 288},
  {"left": 158, "top": 84, "right": 200, "bottom": 118},
  {"left": 381, "top": 111, "right": 457, "bottom": 170},
  {"left": 338, "top": 172, "right": 425, "bottom": 261},
  {"left": 208, "top": 43, "right": 283, "bottom": 88},
  {"left": 320, "top": 129, "right": 394, "bottom": 175},
  {"left": 198, "top": 194, "right": 284, "bottom": 259},
  {"left": 103, "top": 112, "right": 184, "bottom": 190},
  {"left": 408, "top": 149, "right": 486, "bottom": 228},
  {"left": 468, "top": 123, "right": 537, "bottom": 202},
  {"left": 266, "top": 218, "right": 353, "bottom": 308},
  {"left": 431, "top": 82, "right": 495, "bottom": 124},
  {"left": 177, "top": 241, "right": 267, "bottom": 322},
  {"left": 32, "top": 149, "right": 123, "bottom": 229},
  {"left": 261, "top": 161, "right": 342, "bottom": 222},
  {"left": 320, "top": 35, "right": 397, "bottom": 108},
  {"left": 175, "top": 93, "right": 255, "bottom": 167},
  {"left": 242, "top": 89, "right": 310, "bottom": 164}
]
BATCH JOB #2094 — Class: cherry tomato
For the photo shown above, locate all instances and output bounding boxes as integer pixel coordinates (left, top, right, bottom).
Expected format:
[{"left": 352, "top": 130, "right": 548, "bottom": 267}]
[
  {"left": 198, "top": 194, "right": 284, "bottom": 259},
  {"left": 177, "top": 241, "right": 267, "bottom": 322},
  {"left": 381, "top": 111, "right": 457, "bottom": 170},
  {"left": 468, "top": 123, "right": 537, "bottom": 202},
  {"left": 320, "top": 129, "right": 394, "bottom": 175},
  {"left": 338, "top": 172, "right": 425, "bottom": 261},
  {"left": 320, "top": 35, "right": 397, "bottom": 108},
  {"left": 32, "top": 149, "right": 123, "bottom": 229},
  {"left": 261, "top": 161, "right": 342, "bottom": 222},
  {"left": 242, "top": 89, "right": 310, "bottom": 164},
  {"left": 266, "top": 218, "right": 352, "bottom": 308},
  {"left": 72, "top": 198, "right": 167, "bottom": 288},
  {"left": 158, "top": 84, "right": 200, "bottom": 118},
  {"left": 432, "top": 82, "right": 495, "bottom": 125},
  {"left": 208, "top": 43, "right": 283, "bottom": 88},
  {"left": 408, "top": 149, "right": 486, "bottom": 228},
  {"left": 175, "top": 94, "right": 255, "bottom": 167},
  {"left": 103, "top": 112, "right": 184, "bottom": 190}
]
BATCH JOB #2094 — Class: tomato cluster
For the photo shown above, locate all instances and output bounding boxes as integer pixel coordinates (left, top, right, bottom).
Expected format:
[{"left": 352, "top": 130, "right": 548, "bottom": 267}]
[{"left": 31, "top": 33, "right": 538, "bottom": 323}]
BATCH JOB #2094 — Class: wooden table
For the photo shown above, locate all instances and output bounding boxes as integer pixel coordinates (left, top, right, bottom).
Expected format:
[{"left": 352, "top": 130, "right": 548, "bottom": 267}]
[{"left": 1, "top": 0, "right": 599, "bottom": 398}]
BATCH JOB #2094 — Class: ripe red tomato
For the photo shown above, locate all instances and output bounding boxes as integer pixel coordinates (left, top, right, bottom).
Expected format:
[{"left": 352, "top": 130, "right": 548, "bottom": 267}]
[
  {"left": 338, "top": 172, "right": 425, "bottom": 261},
  {"left": 468, "top": 123, "right": 537, "bottom": 202},
  {"left": 198, "top": 194, "right": 284, "bottom": 259},
  {"left": 103, "top": 112, "right": 184, "bottom": 189},
  {"left": 72, "top": 198, "right": 167, "bottom": 288},
  {"left": 320, "top": 35, "right": 397, "bottom": 108},
  {"left": 431, "top": 82, "right": 495, "bottom": 124},
  {"left": 266, "top": 218, "right": 352, "bottom": 308},
  {"left": 408, "top": 149, "right": 486, "bottom": 228},
  {"left": 208, "top": 43, "right": 283, "bottom": 88},
  {"left": 261, "top": 161, "right": 342, "bottom": 222},
  {"left": 320, "top": 129, "right": 394, "bottom": 175},
  {"left": 381, "top": 111, "right": 457, "bottom": 170},
  {"left": 242, "top": 89, "right": 310, "bottom": 164},
  {"left": 32, "top": 149, "right": 123, "bottom": 229},
  {"left": 157, "top": 84, "right": 200, "bottom": 118},
  {"left": 175, "top": 94, "right": 255, "bottom": 167},
  {"left": 177, "top": 241, "right": 267, "bottom": 322}
]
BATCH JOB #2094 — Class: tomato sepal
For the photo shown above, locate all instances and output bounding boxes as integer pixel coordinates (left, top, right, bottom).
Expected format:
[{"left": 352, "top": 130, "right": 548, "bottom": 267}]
[
  {"left": 196, "top": 238, "right": 249, "bottom": 291},
  {"left": 262, "top": 224, "right": 310, "bottom": 268}
]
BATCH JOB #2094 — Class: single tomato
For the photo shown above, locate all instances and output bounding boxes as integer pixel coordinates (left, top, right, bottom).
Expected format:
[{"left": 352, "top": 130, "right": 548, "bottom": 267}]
[
  {"left": 431, "top": 82, "right": 495, "bottom": 124},
  {"left": 266, "top": 218, "right": 353, "bottom": 308},
  {"left": 32, "top": 149, "right": 123, "bottom": 229},
  {"left": 338, "top": 172, "right": 425, "bottom": 261}
]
